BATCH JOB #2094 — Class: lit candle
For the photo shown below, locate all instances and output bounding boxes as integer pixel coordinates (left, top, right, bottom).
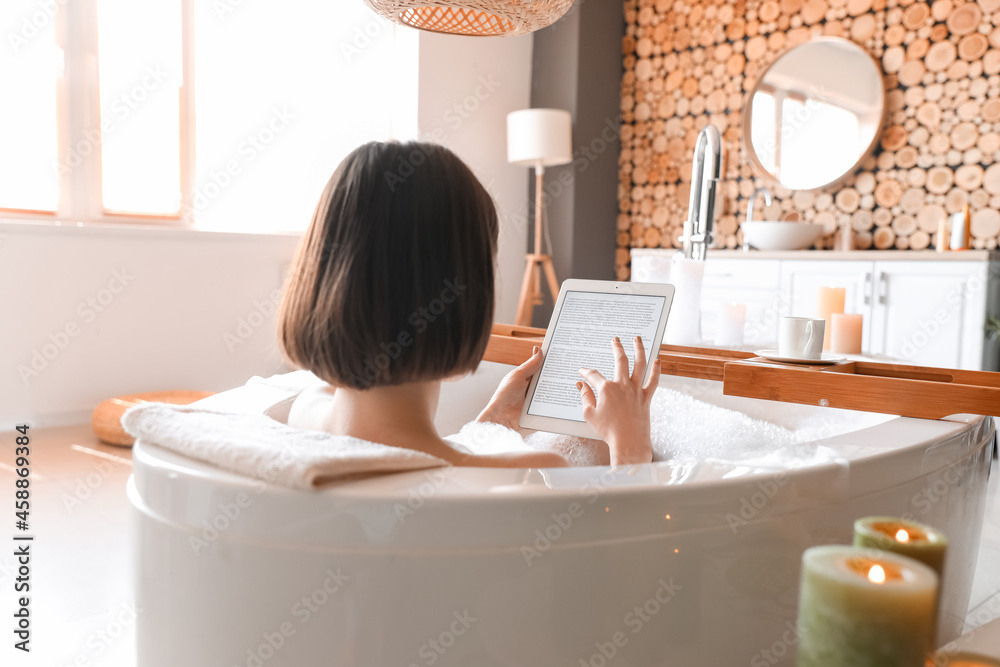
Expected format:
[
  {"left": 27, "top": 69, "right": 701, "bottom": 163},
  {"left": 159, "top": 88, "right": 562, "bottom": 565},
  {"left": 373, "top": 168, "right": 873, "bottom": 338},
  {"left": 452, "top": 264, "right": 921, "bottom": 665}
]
[
  {"left": 927, "top": 651, "right": 1000, "bottom": 666},
  {"left": 797, "top": 545, "right": 939, "bottom": 667},
  {"left": 816, "top": 286, "right": 846, "bottom": 351},
  {"left": 930, "top": 616, "right": 1000, "bottom": 666},
  {"left": 830, "top": 313, "right": 864, "bottom": 355},
  {"left": 853, "top": 517, "right": 947, "bottom": 578},
  {"left": 714, "top": 303, "right": 746, "bottom": 347}
]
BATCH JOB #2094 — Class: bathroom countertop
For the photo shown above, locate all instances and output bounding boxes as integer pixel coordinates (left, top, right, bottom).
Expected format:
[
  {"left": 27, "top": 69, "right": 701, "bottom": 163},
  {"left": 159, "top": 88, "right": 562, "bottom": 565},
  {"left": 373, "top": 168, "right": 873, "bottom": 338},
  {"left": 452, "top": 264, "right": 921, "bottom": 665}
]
[
  {"left": 2, "top": 422, "right": 997, "bottom": 665},
  {"left": 631, "top": 248, "right": 998, "bottom": 261}
]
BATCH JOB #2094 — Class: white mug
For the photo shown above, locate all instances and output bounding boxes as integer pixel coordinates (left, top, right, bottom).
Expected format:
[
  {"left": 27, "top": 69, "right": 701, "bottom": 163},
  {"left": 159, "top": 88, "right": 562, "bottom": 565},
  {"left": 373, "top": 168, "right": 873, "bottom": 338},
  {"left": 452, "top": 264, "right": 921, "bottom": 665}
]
[{"left": 779, "top": 317, "right": 825, "bottom": 359}]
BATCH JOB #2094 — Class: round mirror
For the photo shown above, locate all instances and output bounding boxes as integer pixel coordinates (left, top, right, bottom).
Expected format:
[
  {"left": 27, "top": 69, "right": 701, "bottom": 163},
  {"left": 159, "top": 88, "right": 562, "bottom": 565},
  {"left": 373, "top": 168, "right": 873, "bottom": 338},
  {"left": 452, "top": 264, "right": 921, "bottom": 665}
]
[{"left": 742, "top": 37, "right": 885, "bottom": 191}]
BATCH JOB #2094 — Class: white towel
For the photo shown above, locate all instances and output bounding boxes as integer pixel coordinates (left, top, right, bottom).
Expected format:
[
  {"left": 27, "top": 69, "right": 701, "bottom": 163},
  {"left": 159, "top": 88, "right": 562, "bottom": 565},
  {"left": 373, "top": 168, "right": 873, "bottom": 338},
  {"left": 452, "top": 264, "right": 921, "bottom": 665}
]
[{"left": 121, "top": 402, "right": 450, "bottom": 490}]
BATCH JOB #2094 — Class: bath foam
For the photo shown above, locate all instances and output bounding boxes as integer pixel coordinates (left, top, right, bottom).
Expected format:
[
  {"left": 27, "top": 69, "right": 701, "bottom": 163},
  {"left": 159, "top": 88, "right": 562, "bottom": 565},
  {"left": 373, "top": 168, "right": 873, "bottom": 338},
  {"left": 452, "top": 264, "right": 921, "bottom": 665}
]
[
  {"left": 522, "top": 380, "right": 882, "bottom": 465},
  {"left": 521, "top": 386, "right": 795, "bottom": 463}
]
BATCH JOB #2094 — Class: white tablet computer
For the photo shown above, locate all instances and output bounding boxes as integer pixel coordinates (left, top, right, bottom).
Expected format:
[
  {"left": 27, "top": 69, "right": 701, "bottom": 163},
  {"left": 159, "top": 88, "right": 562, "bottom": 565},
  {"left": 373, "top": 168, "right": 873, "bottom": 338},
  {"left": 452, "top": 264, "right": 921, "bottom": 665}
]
[{"left": 518, "top": 279, "right": 675, "bottom": 438}]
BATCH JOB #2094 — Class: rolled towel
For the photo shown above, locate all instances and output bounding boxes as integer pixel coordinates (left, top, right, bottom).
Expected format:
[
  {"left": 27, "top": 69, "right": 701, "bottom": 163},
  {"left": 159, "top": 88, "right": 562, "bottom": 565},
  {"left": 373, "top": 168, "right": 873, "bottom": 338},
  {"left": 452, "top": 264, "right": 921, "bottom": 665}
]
[{"left": 121, "top": 402, "right": 450, "bottom": 490}]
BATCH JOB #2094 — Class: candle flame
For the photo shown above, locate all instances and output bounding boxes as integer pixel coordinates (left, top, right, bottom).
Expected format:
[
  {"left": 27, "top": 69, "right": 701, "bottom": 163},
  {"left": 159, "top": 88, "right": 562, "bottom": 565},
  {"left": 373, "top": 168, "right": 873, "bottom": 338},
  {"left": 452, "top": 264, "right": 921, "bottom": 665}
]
[
  {"left": 895, "top": 529, "right": 909, "bottom": 543},
  {"left": 868, "top": 564, "right": 886, "bottom": 584}
]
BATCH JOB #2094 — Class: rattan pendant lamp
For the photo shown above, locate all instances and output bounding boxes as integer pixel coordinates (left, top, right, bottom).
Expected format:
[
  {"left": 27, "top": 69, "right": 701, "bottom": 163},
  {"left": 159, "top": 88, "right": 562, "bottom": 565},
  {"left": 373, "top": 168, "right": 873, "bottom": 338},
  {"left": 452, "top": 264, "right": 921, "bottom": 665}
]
[{"left": 362, "top": 0, "right": 575, "bottom": 36}]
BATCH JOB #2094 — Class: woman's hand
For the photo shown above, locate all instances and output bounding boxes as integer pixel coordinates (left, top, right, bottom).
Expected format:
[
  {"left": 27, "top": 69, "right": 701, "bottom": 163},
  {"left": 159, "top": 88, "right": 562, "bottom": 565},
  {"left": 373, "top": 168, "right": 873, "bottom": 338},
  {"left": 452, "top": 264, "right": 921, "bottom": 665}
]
[
  {"left": 476, "top": 345, "right": 543, "bottom": 431},
  {"left": 577, "top": 336, "right": 660, "bottom": 466}
]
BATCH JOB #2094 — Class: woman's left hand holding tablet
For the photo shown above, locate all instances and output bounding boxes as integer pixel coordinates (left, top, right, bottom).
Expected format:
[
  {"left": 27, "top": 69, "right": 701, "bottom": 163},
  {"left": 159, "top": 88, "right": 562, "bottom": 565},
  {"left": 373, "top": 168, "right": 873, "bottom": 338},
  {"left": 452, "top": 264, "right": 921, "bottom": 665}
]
[{"left": 476, "top": 345, "right": 544, "bottom": 431}]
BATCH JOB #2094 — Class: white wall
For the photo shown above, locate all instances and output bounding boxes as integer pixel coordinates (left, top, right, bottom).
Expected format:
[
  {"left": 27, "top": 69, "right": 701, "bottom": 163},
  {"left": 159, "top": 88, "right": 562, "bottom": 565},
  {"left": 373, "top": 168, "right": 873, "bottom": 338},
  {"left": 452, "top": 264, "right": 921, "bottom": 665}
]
[
  {"left": 416, "top": 32, "right": 533, "bottom": 324},
  {"left": 0, "top": 29, "right": 533, "bottom": 429},
  {"left": 0, "top": 221, "right": 301, "bottom": 429}
]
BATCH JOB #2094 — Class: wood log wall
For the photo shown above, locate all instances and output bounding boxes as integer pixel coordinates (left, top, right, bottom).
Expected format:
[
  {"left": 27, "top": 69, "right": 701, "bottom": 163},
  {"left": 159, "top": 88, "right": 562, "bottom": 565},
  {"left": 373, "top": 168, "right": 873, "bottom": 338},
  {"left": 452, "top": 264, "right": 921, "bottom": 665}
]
[{"left": 616, "top": 0, "right": 1000, "bottom": 280}]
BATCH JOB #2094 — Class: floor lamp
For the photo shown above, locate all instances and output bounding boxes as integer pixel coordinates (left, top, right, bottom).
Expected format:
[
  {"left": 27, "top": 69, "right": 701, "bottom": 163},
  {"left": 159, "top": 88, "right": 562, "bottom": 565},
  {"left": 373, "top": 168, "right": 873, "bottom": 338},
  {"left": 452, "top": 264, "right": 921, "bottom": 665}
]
[{"left": 507, "top": 108, "right": 573, "bottom": 326}]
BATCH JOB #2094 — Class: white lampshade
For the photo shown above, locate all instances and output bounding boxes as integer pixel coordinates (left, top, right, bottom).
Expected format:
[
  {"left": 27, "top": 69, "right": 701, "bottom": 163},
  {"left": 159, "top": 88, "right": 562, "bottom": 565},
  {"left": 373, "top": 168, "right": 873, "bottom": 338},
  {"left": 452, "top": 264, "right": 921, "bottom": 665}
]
[{"left": 506, "top": 109, "right": 573, "bottom": 168}]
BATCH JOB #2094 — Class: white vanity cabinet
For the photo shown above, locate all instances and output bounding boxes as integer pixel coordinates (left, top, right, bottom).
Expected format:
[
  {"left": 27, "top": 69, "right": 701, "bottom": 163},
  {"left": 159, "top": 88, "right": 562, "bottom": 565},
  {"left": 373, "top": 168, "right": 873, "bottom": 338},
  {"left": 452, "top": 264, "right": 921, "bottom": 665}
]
[
  {"left": 780, "top": 259, "right": 988, "bottom": 369},
  {"left": 868, "top": 261, "right": 988, "bottom": 370},
  {"left": 701, "top": 258, "right": 783, "bottom": 347},
  {"left": 630, "top": 249, "right": 999, "bottom": 371}
]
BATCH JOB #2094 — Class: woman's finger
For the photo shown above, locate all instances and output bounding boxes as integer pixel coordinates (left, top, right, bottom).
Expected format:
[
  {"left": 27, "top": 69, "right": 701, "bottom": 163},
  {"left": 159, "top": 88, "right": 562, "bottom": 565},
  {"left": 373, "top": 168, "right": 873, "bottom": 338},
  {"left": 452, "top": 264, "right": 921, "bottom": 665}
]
[
  {"left": 631, "top": 336, "right": 647, "bottom": 387},
  {"left": 611, "top": 336, "right": 629, "bottom": 382},
  {"left": 576, "top": 381, "right": 597, "bottom": 415},
  {"left": 514, "top": 345, "right": 543, "bottom": 377},
  {"left": 643, "top": 358, "right": 661, "bottom": 402},
  {"left": 578, "top": 367, "right": 607, "bottom": 389}
]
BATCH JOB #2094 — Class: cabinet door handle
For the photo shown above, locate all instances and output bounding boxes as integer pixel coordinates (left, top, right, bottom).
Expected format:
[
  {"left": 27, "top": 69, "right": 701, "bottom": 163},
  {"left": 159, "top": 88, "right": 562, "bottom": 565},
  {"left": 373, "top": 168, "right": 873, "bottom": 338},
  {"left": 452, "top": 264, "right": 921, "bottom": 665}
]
[
  {"left": 878, "top": 271, "right": 888, "bottom": 305},
  {"left": 864, "top": 272, "right": 872, "bottom": 306}
]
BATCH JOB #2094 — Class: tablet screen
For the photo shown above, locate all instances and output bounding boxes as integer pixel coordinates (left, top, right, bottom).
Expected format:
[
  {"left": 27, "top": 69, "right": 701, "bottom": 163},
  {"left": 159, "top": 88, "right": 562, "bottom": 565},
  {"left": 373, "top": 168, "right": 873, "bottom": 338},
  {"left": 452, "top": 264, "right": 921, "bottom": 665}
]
[{"left": 526, "top": 290, "right": 667, "bottom": 422}]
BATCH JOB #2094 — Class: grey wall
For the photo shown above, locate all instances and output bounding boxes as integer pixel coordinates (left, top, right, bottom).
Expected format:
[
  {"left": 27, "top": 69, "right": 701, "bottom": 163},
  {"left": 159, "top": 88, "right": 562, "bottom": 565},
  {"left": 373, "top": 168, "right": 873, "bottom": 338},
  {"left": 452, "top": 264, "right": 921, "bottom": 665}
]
[{"left": 526, "top": 0, "right": 626, "bottom": 325}]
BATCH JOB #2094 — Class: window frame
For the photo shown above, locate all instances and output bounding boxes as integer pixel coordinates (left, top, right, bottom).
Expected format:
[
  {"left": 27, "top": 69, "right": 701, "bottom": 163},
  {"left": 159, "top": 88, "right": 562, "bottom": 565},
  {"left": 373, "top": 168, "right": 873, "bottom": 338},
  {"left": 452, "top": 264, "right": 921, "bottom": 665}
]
[{"left": 0, "top": 0, "right": 195, "bottom": 226}]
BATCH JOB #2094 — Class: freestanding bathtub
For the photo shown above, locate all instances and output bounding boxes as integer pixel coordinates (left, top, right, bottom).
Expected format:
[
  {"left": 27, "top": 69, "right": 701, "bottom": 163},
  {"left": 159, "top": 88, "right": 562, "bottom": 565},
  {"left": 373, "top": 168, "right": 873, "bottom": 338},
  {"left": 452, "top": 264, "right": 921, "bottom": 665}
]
[{"left": 128, "top": 361, "right": 995, "bottom": 667}]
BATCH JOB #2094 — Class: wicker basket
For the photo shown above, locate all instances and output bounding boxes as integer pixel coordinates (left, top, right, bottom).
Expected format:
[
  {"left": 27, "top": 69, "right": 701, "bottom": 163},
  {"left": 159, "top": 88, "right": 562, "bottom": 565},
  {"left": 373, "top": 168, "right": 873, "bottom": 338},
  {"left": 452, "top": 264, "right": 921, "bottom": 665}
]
[
  {"left": 91, "top": 390, "right": 215, "bottom": 447},
  {"left": 363, "top": 0, "right": 575, "bottom": 36}
]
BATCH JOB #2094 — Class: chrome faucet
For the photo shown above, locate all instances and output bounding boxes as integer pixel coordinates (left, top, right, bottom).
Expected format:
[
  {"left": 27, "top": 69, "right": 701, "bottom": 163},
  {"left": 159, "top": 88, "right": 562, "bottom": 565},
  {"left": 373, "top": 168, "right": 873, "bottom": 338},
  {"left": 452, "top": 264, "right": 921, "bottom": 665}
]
[
  {"left": 681, "top": 125, "right": 722, "bottom": 261},
  {"left": 743, "top": 186, "right": 772, "bottom": 252}
]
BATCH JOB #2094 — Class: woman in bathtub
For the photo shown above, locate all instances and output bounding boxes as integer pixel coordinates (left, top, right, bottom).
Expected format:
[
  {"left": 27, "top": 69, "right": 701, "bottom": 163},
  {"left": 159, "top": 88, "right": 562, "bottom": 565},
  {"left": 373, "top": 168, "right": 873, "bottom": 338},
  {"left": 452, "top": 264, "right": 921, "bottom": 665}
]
[{"left": 276, "top": 141, "right": 659, "bottom": 468}]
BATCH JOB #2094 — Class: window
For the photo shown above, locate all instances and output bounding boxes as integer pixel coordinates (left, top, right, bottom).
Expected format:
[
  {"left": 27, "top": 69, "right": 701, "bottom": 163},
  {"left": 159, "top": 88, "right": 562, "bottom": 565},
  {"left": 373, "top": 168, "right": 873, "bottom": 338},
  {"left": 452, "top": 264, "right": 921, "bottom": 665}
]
[
  {"left": 1, "top": 0, "right": 409, "bottom": 232},
  {"left": 750, "top": 86, "right": 863, "bottom": 191}
]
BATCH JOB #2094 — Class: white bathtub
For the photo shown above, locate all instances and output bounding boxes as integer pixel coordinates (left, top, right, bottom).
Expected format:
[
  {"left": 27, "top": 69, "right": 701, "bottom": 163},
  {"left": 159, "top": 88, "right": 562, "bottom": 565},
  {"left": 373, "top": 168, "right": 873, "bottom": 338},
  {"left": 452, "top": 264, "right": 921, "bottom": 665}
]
[{"left": 128, "top": 362, "right": 996, "bottom": 666}]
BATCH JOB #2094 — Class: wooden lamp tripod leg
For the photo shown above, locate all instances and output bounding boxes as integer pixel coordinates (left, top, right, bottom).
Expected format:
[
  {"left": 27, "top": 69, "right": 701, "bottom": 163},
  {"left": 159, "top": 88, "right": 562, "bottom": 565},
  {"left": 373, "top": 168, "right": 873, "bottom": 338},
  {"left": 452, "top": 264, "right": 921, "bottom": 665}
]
[
  {"left": 515, "top": 259, "right": 536, "bottom": 326},
  {"left": 516, "top": 166, "right": 561, "bottom": 325}
]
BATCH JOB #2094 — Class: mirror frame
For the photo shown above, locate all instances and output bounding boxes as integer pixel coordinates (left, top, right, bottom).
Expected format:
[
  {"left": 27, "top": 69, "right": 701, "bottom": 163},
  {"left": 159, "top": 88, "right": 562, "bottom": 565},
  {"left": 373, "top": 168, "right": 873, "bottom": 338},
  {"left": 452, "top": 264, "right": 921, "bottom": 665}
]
[{"left": 741, "top": 36, "right": 887, "bottom": 193}]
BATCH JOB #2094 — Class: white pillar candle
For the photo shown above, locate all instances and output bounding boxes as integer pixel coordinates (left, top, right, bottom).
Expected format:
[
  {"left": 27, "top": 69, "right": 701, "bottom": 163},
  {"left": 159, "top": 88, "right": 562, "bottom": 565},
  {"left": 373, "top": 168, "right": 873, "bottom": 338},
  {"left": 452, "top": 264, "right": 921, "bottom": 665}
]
[
  {"left": 797, "top": 545, "right": 939, "bottom": 667},
  {"left": 664, "top": 255, "right": 705, "bottom": 346},
  {"left": 816, "top": 286, "right": 846, "bottom": 351},
  {"left": 714, "top": 303, "right": 746, "bottom": 347},
  {"left": 830, "top": 313, "right": 863, "bottom": 355}
]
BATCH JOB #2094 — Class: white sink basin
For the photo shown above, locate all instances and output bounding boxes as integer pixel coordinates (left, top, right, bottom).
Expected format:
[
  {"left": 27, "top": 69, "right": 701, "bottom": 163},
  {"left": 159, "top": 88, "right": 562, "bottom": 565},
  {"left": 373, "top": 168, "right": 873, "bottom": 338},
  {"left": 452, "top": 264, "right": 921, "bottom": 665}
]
[{"left": 742, "top": 221, "right": 824, "bottom": 250}]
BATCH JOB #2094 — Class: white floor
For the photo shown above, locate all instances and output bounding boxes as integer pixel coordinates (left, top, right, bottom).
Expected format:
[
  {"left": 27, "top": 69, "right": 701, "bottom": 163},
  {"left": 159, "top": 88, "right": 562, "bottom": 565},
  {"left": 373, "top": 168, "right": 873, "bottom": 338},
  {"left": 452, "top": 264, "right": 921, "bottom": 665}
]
[{"left": 0, "top": 423, "right": 997, "bottom": 666}]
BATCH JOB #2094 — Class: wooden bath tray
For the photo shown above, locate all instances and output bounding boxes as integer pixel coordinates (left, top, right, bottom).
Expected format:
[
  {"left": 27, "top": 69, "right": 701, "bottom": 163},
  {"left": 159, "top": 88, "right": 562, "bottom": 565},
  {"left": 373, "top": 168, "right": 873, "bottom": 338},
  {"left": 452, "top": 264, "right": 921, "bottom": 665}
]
[{"left": 484, "top": 324, "right": 1000, "bottom": 421}]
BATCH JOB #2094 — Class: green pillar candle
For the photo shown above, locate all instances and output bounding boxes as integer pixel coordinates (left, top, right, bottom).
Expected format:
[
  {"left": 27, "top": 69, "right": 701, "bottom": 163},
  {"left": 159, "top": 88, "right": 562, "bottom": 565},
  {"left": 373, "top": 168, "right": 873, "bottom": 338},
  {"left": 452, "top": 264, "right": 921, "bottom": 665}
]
[
  {"left": 797, "top": 545, "right": 939, "bottom": 667},
  {"left": 853, "top": 517, "right": 948, "bottom": 577}
]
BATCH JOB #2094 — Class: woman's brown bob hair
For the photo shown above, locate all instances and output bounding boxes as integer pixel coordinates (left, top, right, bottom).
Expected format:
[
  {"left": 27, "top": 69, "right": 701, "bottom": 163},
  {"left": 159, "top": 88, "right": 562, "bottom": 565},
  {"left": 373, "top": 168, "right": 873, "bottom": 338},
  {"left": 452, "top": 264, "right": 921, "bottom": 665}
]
[{"left": 277, "top": 141, "right": 499, "bottom": 389}]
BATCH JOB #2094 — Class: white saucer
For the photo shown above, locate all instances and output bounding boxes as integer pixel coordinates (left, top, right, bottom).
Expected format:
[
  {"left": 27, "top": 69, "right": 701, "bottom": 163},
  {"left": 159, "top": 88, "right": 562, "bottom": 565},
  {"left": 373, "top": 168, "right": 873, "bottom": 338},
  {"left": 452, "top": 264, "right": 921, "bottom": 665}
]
[{"left": 754, "top": 349, "right": 845, "bottom": 365}]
